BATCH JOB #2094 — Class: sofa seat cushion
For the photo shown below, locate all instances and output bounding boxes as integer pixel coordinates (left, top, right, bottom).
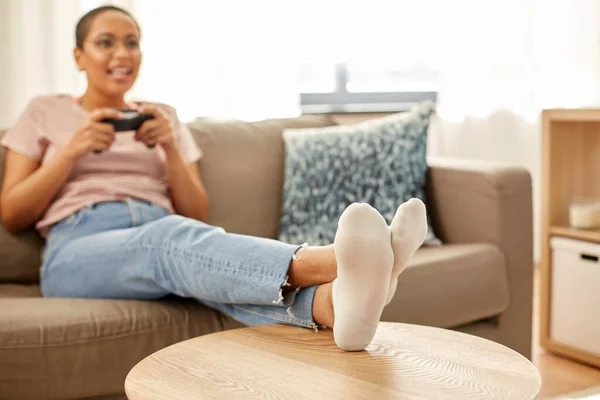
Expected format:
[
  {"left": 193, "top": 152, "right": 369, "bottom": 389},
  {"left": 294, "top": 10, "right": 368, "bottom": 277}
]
[
  {"left": 381, "top": 243, "right": 509, "bottom": 328},
  {"left": 0, "top": 289, "right": 243, "bottom": 400}
]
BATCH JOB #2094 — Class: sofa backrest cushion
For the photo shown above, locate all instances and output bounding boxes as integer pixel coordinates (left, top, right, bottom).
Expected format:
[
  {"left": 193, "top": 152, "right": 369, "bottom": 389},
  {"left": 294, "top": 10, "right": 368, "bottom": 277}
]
[
  {"left": 0, "top": 129, "right": 45, "bottom": 283},
  {"left": 189, "top": 115, "right": 335, "bottom": 239}
]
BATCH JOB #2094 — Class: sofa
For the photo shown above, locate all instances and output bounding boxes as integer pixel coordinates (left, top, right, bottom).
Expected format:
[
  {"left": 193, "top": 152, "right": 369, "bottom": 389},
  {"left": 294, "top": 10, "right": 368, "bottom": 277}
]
[{"left": 0, "top": 113, "right": 534, "bottom": 400}]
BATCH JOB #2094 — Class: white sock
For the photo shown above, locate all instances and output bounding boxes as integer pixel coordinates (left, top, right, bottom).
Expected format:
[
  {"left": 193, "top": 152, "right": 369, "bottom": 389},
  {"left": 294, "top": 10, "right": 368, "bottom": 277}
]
[
  {"left": 385, "top": 198, "right": 428, "bottom": 305},
  {"left": 332, "top": 203, "right": 394, "bottom": 351}
]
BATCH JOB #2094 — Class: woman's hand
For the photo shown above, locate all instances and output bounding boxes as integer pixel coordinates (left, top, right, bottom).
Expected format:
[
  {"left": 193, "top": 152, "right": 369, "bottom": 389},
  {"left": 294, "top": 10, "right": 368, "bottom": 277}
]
[
  {"left": 65, "top": 108, "right": 122, "bottom": 160},
  {"left": 135, "top": 106, "right": 176, "bottom": 152}
]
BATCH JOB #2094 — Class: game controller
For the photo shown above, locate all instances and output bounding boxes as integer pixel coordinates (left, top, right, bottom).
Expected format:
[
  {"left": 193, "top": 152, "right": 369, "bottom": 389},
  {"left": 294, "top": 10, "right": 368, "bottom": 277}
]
[
  {"left": 103, "top": 109, "right": 154, "bottom": 132},
  {"left": 94, "top": 110, "right": 154, "bottom": 154}
]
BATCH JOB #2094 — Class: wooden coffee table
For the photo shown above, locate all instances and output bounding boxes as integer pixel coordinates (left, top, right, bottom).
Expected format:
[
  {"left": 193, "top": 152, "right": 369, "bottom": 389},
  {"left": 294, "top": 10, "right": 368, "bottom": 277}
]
[{"left": 125, "top": 322, "right": 541, "bottom": 399}]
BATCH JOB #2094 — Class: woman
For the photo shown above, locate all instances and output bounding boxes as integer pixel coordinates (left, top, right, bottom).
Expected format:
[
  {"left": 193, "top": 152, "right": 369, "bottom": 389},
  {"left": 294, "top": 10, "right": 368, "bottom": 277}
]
[{"left": 0, "top": 5, "right": 428, "bottom": 351}]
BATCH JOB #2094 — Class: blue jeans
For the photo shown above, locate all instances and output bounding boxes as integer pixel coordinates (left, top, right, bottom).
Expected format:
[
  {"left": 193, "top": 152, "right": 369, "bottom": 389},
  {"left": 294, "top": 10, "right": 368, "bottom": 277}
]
[{"left": 40, "top": 199, "right": 319, "bottom": 329}]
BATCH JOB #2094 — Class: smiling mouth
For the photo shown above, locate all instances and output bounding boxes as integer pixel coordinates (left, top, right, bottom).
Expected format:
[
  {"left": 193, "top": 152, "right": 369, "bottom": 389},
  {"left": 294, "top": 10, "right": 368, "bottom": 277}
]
[{"left": 107, "top": 67, "right": 133, "bottom": 77}]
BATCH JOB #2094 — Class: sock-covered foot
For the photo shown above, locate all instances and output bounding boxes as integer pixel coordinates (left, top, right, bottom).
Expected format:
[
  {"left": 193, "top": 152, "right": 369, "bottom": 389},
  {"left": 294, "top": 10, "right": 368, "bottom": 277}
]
[
  {"left": 386, "top": 198, "right": 428, "bottom": 305},
  {"left": 332, "top": 203, "right": 394, "bottom": 351}
]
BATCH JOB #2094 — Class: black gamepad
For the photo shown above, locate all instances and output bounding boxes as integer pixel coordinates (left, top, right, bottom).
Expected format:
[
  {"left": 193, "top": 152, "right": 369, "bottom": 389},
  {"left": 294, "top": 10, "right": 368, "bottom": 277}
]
[
  {"left": 103, "top": 109, "right": 153, "bottom": 132},
  {"left": 94, "top": 109, "right": 154, "bottom": 154}
]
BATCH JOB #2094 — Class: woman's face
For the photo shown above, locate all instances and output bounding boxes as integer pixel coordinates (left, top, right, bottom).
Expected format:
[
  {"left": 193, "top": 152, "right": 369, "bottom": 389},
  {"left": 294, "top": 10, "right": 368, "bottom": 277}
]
[{"left": 75, "top": 10, "right": 141, "bottom": 98}]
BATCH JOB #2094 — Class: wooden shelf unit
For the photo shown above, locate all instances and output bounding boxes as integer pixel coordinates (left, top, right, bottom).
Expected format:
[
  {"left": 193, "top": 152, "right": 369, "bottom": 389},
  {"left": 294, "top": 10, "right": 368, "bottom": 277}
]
[{"left": 540, "top": 108, "right": 600, "bottom": 368}]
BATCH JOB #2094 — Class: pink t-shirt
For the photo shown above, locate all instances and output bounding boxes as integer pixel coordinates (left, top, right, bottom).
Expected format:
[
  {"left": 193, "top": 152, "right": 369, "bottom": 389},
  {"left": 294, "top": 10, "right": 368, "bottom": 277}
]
[{"left": 1, "top": 94, "right": 202, "bottom": 237}]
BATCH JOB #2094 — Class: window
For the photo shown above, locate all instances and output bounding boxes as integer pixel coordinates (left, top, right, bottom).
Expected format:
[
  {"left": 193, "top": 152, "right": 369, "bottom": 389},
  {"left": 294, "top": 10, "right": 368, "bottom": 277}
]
[
  {"left": 292, "top": 0, "right": 443, "bottom": 114},
  {"left": 299, "top": 63, "right": 438, "bottom": 114}
]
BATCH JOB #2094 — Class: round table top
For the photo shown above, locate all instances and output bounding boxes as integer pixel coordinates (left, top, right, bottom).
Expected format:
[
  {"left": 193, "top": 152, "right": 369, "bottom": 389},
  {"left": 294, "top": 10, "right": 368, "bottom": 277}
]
[{"left": 125, "top": 322, "right": 541, "bottom": 400}]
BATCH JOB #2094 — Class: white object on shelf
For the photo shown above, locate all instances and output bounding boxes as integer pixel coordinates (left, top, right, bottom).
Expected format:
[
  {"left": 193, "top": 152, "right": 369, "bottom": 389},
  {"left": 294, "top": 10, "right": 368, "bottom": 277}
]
[
  {"left": 569, "top": 199, "right": 600, "bottom": 229},
  {"left": 550, "top": 236, "right": 600, "bottom": 355}
]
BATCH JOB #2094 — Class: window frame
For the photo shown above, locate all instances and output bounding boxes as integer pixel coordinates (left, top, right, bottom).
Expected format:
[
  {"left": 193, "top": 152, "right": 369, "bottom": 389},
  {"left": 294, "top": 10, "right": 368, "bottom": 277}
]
[{"left": 299, "top": 63, "right": 437, "bottom": 114}]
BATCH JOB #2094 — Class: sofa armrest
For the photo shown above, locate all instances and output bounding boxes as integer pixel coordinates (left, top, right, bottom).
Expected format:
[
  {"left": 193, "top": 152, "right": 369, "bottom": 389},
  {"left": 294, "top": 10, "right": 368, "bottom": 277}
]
[{"left": 426, "top": 156, "right": 534, "bottom": 359}]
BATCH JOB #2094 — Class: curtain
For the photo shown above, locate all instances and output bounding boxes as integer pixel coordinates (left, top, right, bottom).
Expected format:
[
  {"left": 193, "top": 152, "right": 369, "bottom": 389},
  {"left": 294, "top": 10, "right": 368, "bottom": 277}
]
[
  {"left": 0, "top": 0, "right": 85, "bottom": 128},
  {"left": 3, "top": 0, "right": 599, "bottom": 123},
  {"left": 428, "top": 0, "right": 600, "bottom": 261},
  {"left": 6, "top": 0, "right": 597, "bottom": 125}
]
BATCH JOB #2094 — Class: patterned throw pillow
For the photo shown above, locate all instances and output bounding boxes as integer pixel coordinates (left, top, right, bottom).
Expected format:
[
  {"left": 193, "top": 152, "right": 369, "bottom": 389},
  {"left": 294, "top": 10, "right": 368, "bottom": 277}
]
[{"left": 278, "top": 101, "right": 440, "bottom": 246}]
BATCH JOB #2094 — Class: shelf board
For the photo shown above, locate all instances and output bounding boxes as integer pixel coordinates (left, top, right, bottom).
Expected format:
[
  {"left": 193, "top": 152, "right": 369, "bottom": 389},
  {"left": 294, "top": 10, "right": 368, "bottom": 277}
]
[
  {"left": 543, "top": 108, "right": 600, "bottom": 122},
  {"left": 542, "top": 337, "right": 600, "bottom": 369},
  {"left": 550, "top": 226, "right": 600, "bottom": 243}
]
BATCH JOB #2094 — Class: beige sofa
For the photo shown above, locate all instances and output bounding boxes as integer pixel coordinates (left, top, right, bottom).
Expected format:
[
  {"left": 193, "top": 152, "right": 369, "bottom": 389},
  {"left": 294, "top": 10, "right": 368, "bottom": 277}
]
[{"left": 0, "top": 114, "right": 534, "bottom": 400}]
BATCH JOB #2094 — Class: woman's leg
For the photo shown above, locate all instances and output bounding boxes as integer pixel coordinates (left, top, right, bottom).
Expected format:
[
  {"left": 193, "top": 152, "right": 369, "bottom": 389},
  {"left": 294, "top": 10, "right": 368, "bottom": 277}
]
[
  {"left": 42, "top": 199, "right": 426, "bottom": 351},
  {"left": 197, "top": 282, "right": 334, "bottom": 330},
  {"left": 184, "top": 202, "right": 398, "bottom": 349},
  {"left": 285, "top": 245, "right": 336, "bottom": 289},
  {"left": 42, "top": 213, "right": 333, "bottom": 305},
  {"left": 41, "top": 203, "right": 338, "bottom": 330}
]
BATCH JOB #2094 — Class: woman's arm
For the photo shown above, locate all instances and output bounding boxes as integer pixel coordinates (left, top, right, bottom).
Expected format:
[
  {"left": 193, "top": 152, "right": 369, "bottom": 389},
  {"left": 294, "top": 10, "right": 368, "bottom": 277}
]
[
  {"left": 0, "top": 108, "right": 121, "bottom": 233},
  {"left": 163, "top": 146, "right": 209, "bottom": 221},
  {"left": 135, "top": 105, "right": 209, "bottom": 221},
  {"left": 0, "top": 149, "right": 76, "bottom": 233}
]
